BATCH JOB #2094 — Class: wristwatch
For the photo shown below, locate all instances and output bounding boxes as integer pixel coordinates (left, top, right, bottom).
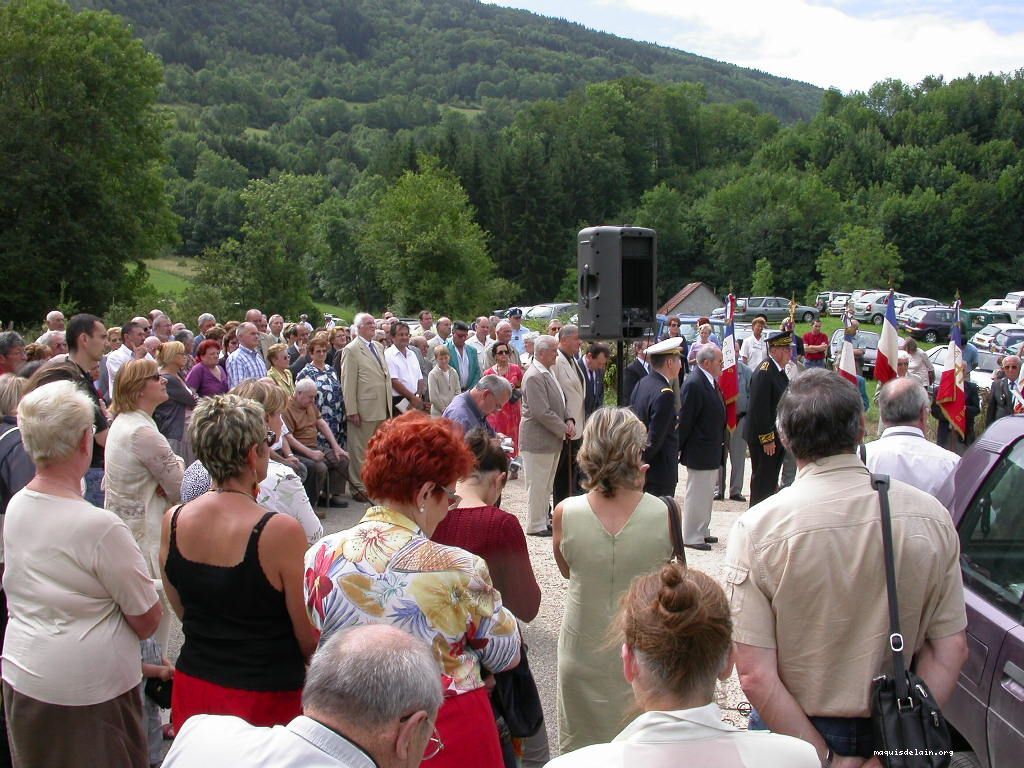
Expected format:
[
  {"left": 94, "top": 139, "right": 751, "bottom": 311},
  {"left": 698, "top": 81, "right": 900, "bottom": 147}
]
[{"left": 821, "top": 746, "right": 834, "bottom": 768}]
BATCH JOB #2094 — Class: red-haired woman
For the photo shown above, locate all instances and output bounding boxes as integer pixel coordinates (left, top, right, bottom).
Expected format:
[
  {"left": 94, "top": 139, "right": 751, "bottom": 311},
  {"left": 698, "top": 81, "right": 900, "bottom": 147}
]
[
  {"left": 184, "top": 340, "right": 230, "bottom": 398},
  {"left": 303, "top": 412, "right": 521, "bottom": 767}
]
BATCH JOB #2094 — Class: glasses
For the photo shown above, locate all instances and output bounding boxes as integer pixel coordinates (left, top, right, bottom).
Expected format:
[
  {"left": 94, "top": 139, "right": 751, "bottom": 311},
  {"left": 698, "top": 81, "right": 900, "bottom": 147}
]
[
  {"left": 147, "top": 374, "right": 161, "bottom": 382},
  {"left": 400, "top": 715, "right": 444, "bottom": 760},
  {"left": 436, "top": 484, "right": 461, "bottom": 511},
  {"left": 495, "top": 350, "right": 509, "bottom": 355},
  {"left": 266, "top": 430, "right": 277, "bottom": 447},
  {"left": 1004, "top": 364, "right": 1020, "bottom": 370}
]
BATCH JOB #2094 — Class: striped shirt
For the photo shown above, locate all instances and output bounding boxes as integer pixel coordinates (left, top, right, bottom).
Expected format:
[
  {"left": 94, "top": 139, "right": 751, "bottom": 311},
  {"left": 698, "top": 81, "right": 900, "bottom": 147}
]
[{"left": 227, "top": 345, "right": 267, "bottom": 388}]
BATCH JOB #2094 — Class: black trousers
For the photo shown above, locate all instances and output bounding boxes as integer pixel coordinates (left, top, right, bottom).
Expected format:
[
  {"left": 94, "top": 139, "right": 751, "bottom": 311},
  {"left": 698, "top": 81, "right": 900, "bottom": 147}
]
[
  {"left": 552, "top": 438, "right": 582, "bottom": 508},
  {"left": 747, "top": 441, "right": 785, "bottom": 507},
  {"left": 644, "top": 481, "right": 677, "bottom": 498}
]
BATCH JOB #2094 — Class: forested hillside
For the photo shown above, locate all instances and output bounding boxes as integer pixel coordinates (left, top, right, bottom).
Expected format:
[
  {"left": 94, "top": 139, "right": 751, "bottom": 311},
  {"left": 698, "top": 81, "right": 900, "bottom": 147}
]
[{"left": 6, "top": 0, "right": 1024, "bottom": 325}]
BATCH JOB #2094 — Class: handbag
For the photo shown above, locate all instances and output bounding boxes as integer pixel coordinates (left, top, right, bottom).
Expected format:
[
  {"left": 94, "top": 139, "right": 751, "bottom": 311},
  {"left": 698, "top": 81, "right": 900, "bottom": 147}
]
[
  {"left": 491, "top": 643, "right": 544, "bottom": 738},
  {"left": 144, "top": 676, "right": 173, "bottom": 709},
  {"left": 869, "top": 474, "right": 952, "bottom": 768},
  {"left": 660, "top": 495, "right": 686, "bottom": 565}
]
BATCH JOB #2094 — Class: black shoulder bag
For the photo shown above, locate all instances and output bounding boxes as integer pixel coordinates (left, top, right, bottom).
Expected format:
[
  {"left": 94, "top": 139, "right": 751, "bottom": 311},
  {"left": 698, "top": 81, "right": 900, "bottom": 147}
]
[
  {"left": 869, "top": 474, "right": 952, "bottom": 768},
  {"left": 661, "top": 495, "right": 686, "bottom": 565}
]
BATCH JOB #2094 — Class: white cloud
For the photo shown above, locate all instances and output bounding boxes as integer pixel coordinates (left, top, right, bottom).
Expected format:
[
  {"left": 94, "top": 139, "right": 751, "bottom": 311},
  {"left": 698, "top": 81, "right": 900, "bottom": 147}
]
[{"left": 490, "top": 1, "right": 1024, "bottom": 92}]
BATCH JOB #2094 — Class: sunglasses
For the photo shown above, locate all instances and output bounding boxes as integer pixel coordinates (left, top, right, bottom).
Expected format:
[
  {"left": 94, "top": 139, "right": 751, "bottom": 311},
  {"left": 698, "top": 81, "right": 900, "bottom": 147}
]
[
  {"left": 147, "top": 374, "right": 161, "bottom": 382},
  {"left": 266, "top": 430, "right": 277, "bottom": 447},
  {"left": 495, "top": 349, "right": 510, "bottom": 355}
]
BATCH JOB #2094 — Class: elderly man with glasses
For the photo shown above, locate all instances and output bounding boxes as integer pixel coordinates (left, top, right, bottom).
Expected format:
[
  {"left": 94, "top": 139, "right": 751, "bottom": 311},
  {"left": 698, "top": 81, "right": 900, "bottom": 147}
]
[
  {"left": 988, "top": 354, "right": 1023, "bottom": 424},
  {"left": 163, "top": 625, "right": 445, "bottom": 768}
]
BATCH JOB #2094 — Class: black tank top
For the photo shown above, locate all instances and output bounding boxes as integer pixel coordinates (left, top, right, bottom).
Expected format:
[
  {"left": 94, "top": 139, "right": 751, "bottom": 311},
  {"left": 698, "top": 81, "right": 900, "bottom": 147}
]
[{"left": 165, "top": 506, "right": 305, "bottom": 691}]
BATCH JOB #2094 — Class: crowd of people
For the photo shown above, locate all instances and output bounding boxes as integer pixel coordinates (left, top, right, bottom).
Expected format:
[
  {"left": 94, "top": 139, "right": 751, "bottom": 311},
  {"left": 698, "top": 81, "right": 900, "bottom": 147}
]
[{"left": 0, "top": 299, "right": 991, "bottom": 768}]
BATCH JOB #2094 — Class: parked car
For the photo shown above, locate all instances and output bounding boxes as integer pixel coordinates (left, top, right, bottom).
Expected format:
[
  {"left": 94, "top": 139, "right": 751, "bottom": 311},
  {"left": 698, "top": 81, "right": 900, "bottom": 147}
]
[
  {"left": 963, "top": 309, "right": 1013, "bottom": 331},
  {"left": 902, "top": 306, "right": 960, "bottom": 344},
  {"left": 828, "top": 293, "right": 853, "bottom": 317},
  {"left": 925, "top": 346, "right": 998, "bottom": 395},
  {"left": 943, "top": 414, "right": 1024, "bottom": 767},
  {"left": 814, "top": 291, "right": 849, "bottom": 313},
  {"left": 522, "top": 303, "right": 577, "bottom": 322},
  {"left": 653, "top": 315, "right": 754, "bottom": 345},
  {"left": 711, "top": 296, "right": 819, "bottom": 323},
  {"left": 970, "top": 323, "right": 1024, "bottom": 354},
  {"left": 853, "top": 291, "right": 910, "bottom": 325},
  {"left": 894, "top": 297, "right": 942, "bottom": 325},
  {"left": 828, "top": 328, "right": 879, "bottom": 377}
]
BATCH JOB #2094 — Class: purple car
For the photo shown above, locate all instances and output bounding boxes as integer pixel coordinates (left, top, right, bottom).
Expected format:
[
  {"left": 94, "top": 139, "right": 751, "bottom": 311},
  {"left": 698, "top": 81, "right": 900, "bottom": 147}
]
[{"left": 945, "top": 414, "right": 1024, "bottom": 767}]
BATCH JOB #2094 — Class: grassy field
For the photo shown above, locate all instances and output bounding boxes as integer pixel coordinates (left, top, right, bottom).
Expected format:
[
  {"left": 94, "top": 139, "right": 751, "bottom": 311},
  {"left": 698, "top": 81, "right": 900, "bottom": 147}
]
[{"left": 143, "top": 258, "right": 355, "bottom": 320}]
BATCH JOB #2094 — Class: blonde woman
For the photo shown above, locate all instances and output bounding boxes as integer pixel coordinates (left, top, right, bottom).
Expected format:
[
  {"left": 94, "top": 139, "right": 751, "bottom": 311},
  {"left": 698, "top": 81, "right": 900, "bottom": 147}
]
[
  {"left": 154, "top": 341, "right": 199, "bottom": 467},
  {"left": 266, "top": 343, "right": 295, "bottom": 396},
  {"left": 4, "top": 381, "right": 160, "bottom": 767},
  {"left": 427, "top": 345, "right": 460, "bottom": 416},
  {"left": 552, "top": 407, "right": 674, "bottom": 753},
  {"left": 160, "top": 394, "right": 316, "bottom": 731},
  {"left": 105, "top": 359, "right": 184, "bottom": 649}
]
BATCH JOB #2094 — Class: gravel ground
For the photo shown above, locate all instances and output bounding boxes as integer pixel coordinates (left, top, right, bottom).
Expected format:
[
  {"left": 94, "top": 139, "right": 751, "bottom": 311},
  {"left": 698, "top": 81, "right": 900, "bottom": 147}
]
[{"left": 163, "top": 460, "right": 755, "bottom": 762}]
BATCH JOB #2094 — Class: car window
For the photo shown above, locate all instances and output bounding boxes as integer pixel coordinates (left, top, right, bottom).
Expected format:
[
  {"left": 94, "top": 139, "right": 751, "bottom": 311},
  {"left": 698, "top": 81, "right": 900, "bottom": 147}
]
[
  {"left": 933, "top": 310, "right": 953, "bottom": 322},
  {"left": 930, "top": 347, "right": 948, "bottom": 367},
  {"left": 959, "top": 439, "right": 1024, "bottom": 623},
  {"left": 978, "top": 324, "right": 1000, "bottom": 336},
  {"left": 747, "top": 298, "right": 763, "bottom": 307}
]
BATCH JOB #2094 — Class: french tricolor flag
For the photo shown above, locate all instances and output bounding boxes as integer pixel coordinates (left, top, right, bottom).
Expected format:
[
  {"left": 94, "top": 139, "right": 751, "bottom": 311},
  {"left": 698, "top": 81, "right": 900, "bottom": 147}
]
[
  {"left": 838, "top": 338, "right": 859, "bottom": 386},
  {"left": 875, "top": 289, "right": 900, "bottom": 385},
  {"left": 935, "top": 300, "right": 967, "bottom": 439},
  {"left": 719, "top": 295, "right": 739, "bottom": 431}
]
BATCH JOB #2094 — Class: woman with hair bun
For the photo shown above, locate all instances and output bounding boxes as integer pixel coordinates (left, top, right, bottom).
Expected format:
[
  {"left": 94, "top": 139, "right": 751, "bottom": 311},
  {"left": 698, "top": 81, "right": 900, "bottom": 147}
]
[
  {"left": 548, "top": 562, "right": 818, "bottom": 766},
  {"left": 552, "top": 406, "right": 675, "bottom": 753}
]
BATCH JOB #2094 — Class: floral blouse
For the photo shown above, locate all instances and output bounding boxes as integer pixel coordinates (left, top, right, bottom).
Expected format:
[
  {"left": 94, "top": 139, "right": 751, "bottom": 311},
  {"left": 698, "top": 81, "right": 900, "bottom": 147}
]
[
  {"left": 296, "top": 363, "right": 345, "bottom": 448},
  {"left": 304, "top": 506, "right": 521, "bottom": 695}
]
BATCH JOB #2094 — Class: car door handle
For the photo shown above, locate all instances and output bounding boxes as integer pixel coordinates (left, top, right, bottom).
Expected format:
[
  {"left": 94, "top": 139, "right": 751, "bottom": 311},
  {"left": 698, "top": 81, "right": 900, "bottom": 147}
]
[{"left": 1006, "top": 661, "right": 1024, "bottom": 686}]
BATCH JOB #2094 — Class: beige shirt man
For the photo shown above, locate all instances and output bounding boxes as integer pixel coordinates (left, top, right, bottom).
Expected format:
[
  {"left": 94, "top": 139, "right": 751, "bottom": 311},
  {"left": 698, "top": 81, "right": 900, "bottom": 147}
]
[
  {"left": 520, "top": 336, "right": 572, "bottom": 535},
  {"left": 341, "top": 313, "right": 392, "bottom": 498}
]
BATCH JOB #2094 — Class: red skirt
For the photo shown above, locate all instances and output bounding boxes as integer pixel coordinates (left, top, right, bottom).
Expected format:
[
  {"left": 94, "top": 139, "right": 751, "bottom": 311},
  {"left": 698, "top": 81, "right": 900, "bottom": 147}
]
[
  {"left": 171, "top": 669, "right": 302, "bottom": 732},
  {"left": 430, "top": 686, "right": 503, "bottom": 768}
]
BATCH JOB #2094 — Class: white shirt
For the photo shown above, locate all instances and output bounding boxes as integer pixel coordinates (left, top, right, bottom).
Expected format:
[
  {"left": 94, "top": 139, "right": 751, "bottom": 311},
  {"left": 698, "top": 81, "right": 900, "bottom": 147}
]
[
  {"left": 467, "top": 335, "right": 493, "bottom": 361},
  {"left": 740, "top": 334, "right": 768, "bottom": 369},
  {"left": 546, "top": 703, "right": 818, "bottom": 768},
  {"left": 384, "top": 344, "right": 423, "bottom": 399},
  {"left": 452, "top": 343, "right": 472, "bottom": 389},
  {"left": 163, "top": 714, "right": 376, "bottom": 768},
  {"left": 2, "top": 490, "right": 159, "bottom": 705},
  {"left": 864, "top": 426, "right": 959, "bottom": 508},
  {"left": 105, "top": 344, "right": 156, "bottom": 398}
]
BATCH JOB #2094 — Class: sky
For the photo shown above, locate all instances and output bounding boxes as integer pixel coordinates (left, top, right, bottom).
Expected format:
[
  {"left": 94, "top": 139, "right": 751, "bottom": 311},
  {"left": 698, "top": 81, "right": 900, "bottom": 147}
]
[{"left": 482, "top": 0, "right": 1024, "bottom": 92}]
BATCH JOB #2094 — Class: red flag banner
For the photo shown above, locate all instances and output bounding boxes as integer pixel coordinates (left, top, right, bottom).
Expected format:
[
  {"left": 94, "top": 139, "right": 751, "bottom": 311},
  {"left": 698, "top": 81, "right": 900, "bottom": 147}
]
[
  {"left": 719, "top": 294, "right": 739, "bottom": 431},
  {"left": 935, "top": 338, "right": 967, "bottom": 439}
]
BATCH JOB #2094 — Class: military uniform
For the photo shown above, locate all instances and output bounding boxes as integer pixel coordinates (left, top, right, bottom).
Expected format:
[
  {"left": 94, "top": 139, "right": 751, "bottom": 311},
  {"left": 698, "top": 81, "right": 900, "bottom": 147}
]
[
  {"left": 744, "top": 333, "right": 792, "bottom": 506},
  {"left": 629, "top": 337, "right": 684, "bottom": 497},
  {"left": 631, "top": 371, "right": 680, "bottom": 497}
]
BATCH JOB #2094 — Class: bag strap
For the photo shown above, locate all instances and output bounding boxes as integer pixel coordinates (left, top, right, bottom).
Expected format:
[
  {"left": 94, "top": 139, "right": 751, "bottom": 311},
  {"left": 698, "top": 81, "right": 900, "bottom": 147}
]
[
  {"left": 871, "top": 473, "right": 911, "bottom": 703},
  {"left": 661, "top": 495, "right": 686, "bottom": 565}
]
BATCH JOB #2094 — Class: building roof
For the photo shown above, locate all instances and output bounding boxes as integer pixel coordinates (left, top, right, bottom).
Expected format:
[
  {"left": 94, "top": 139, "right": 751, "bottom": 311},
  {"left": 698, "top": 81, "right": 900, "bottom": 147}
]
[{"left": 659, "top": 282, "right": 713, "bottom": 315}]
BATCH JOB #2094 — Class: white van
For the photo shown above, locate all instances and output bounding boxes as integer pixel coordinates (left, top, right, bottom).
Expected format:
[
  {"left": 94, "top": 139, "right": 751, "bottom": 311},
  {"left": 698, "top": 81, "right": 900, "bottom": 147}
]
[{"left": 1003, "top": 292, "right": 1024, "bottom": 322}]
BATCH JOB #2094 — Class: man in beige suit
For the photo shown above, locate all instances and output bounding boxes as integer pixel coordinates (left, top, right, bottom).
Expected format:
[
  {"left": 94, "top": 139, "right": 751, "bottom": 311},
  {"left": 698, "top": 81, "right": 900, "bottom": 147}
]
[
  {"left": 342, "top": 312, "right": 392, "bottom": 502},
  {"left": 552, "top": 324, "right": 586, "bottom": 506},
  {"left": 520, "top": 335, "right": 574, "bottom": 536}
]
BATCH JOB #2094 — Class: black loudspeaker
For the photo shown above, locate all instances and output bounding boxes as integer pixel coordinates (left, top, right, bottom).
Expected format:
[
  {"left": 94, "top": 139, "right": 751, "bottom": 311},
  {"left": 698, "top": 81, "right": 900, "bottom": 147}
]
[{"left": 577, "top": 226, "right": 657, "bottom": 340}]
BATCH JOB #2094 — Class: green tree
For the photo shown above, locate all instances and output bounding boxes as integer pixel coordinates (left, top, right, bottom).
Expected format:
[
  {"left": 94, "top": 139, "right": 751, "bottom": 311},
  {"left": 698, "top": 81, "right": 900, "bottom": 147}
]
[
  {"left": 816, "top": 224, "right": 902, "bottom": 291},
  {"left": 359, "top": 156, "right": 515, "bottom": 317},
  {"left": 751, "top": 258, "right": 775, "bottom": 295},
  {"left": 185, "top": 173, "right": 328, "bottom": 318},
  {"left": 0, "top": 0, "right": 178, "bottom": 324}
]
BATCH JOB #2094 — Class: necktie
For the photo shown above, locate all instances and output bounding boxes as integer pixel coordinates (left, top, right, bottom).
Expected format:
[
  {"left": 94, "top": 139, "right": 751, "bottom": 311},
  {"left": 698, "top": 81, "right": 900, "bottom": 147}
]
[{"left": 368, "top": 341, "right": 383, "bottom": 369}]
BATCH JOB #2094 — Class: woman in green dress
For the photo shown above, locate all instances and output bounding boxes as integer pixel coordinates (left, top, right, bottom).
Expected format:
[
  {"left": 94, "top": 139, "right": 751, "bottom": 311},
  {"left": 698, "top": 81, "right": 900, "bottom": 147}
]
[{"left": 552, "top": 406, "right": 674, "bottom": 754}]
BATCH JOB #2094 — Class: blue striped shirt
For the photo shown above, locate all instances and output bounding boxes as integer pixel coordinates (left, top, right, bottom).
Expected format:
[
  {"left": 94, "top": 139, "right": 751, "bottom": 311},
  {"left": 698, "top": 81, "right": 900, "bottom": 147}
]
[{"left": 227, "top": 345, "right": 267, "bottom": 388}]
